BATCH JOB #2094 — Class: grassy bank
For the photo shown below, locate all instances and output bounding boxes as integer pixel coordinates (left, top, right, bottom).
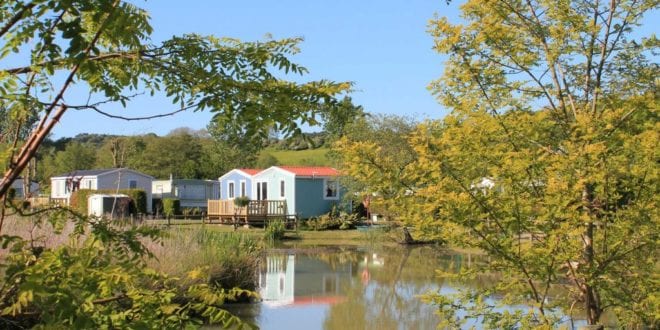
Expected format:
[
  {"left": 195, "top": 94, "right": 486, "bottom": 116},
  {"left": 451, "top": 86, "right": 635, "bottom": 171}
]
[{"left": 262, "top": 147, "right": 331, "bottom": 166}]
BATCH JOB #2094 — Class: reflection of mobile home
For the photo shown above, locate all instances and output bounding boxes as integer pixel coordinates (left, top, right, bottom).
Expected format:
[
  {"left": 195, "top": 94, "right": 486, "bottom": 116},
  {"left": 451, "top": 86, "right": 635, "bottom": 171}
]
[
  {"left": 259, "top": 255, "right": 295, "bottom": 306},
  {"left": 258, "top": 254, "right": 352, "bottom": 306}
]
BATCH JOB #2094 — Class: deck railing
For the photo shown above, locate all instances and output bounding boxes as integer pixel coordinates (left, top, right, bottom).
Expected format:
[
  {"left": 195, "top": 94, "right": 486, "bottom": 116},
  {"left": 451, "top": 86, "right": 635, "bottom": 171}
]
[
  {"left": 207, "top": 200, "right": 288, "bottom": 217},
  {"left": 207, "top": 200, "right": 247, "bottom": 216}
]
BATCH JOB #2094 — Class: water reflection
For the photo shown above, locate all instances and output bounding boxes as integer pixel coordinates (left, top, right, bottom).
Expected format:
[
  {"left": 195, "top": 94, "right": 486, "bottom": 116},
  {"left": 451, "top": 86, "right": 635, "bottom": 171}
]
[{"left": 225, "top": 245, "right": 589, "bottom": 329}]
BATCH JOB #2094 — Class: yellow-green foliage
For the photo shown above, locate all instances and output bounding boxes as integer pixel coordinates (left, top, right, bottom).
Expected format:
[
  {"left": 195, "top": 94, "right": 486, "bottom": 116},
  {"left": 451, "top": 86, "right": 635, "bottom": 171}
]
[
  {"left": 0, "top": 207, "right": 255, "bottom": 329},
  {"left": 336, "top": 0, "right": 659, "bottom": 327}
]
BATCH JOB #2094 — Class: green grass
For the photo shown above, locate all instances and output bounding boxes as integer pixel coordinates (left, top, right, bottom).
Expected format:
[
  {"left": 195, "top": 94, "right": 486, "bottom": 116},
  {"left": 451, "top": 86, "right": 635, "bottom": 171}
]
[{"left": 262, "top": 147, "right": 332, "bottom": 166}]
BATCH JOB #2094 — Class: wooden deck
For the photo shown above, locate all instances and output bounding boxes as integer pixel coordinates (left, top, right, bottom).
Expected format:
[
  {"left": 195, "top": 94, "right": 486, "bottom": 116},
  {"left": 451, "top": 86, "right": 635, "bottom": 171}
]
[{"left": 206, "top": 200, "right": 297, "bottom": 227}]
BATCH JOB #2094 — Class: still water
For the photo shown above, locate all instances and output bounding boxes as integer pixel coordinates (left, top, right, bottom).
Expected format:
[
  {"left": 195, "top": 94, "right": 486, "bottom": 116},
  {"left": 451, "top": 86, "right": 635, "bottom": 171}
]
[{"left": 225, "top": 244, "right": 589, "bottom": 330}]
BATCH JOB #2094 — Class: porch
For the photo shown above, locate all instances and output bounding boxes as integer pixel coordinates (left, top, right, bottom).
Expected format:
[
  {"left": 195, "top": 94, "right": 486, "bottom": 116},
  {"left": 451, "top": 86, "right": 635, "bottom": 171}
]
[{"left": 206, "top": 199, "right": 297, "bottom": 227}]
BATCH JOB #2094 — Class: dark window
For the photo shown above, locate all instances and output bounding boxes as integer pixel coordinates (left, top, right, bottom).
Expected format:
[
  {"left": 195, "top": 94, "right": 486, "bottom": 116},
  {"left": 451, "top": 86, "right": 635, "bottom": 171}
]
[{"left": 228, "top": 182, "right": 235, "bottom": 198}]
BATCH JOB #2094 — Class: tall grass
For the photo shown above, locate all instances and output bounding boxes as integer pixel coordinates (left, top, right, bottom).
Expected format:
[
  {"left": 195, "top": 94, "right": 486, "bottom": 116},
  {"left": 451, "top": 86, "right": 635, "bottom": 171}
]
[
  {"left": 1, "top": 216, "right": 261, "bottom": 293},
  {"left": 146, "top": 227, "right": 261, "bottom": 292},
  {"left": 0, "top": 215, "right": 76, "bottom": 258}
]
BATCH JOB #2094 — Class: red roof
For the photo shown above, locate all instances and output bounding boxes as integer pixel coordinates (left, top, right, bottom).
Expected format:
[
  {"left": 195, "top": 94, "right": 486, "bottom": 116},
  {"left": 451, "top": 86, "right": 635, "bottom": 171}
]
[
  {"left": 278, "top": 166, "right": 339, "bottom": 177},
  {"left": 239, "top": 168, "right": 262, "bottom": 176},
  {"left": 293, "top": 296, "right": 346, "bottom": 306}
]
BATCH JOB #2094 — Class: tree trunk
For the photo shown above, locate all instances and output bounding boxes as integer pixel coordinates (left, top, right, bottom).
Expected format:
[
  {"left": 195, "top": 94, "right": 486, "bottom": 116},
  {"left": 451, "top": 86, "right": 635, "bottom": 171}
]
[
  {"left": 582, "top": 184, "right": 602, "bottom": 325},
  {"left": 402, "top": 227, "right": 415, "bottom": 244}
]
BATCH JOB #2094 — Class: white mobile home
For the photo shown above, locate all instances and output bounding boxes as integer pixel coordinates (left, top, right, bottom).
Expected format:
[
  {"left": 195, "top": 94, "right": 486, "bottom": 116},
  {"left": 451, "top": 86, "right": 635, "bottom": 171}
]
[
  {"left": 152, "top": 177, "right": 220, "bottom": 210},
  {"left": 50, "top": 168, "right": 153, "bottom": 212}
]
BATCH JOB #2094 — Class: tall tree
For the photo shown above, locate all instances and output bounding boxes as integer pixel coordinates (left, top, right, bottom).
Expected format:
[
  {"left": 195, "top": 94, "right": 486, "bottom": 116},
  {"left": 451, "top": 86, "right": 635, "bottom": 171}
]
[
  {"left": 321, "top": 96, "right": 365, "bottom": 144},
  {"left": 332, "top": 114, "right": 419, "bottom": 219},
  {"left": 421, "top": 0, "right": 658, "bottom": 327},
  {"left": 337, "top": 0, "right": 658, "bottom": 327}
]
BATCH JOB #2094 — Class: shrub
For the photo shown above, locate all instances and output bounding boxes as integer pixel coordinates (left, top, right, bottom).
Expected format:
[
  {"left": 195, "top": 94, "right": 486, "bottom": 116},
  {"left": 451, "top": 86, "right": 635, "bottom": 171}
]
[
  {"left": 162, "top": 198, "right": 180, "bottom": 218},
  {"left": 264, "top": 219, "right": 286, "bottom": 240},
  {"left": 304, "top": 212, "right": 359, "bottom": 231},
  {"left": 233, "top": 196, "right": 250, "bottom": 208}
]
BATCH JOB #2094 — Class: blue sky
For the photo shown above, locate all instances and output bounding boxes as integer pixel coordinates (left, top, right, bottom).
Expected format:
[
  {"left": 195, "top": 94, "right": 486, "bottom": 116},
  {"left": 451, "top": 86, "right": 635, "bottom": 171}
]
[
  {"left": 52, "top": 0, "right": 461, "bottom": 138},
  {"left": 50, "top": 1, "right": 659, "bottom": 138}
]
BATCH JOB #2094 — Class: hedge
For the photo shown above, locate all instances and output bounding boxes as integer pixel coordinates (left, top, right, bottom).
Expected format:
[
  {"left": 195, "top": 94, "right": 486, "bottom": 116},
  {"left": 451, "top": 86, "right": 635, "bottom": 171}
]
[{"left": 70, "top": 189, "right": 147, "bottom": 215}]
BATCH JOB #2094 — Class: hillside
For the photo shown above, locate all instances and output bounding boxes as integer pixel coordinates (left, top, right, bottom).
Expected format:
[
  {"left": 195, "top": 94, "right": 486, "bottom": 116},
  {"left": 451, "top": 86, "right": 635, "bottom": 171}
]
[{"left": 261, "top": 147, "right": 332, "bottom": 166}]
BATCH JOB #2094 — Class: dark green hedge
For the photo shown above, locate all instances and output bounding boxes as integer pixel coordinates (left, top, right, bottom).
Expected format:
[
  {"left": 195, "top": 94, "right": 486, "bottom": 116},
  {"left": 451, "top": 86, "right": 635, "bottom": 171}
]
[{"left": 70, "top": 189, "right": 147, "bottom": 215}]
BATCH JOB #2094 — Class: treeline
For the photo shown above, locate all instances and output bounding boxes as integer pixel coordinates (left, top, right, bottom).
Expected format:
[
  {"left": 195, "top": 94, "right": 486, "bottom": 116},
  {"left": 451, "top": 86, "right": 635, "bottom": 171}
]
[{"left": 34, "top": 128, "right": 331, "bottom": 186}]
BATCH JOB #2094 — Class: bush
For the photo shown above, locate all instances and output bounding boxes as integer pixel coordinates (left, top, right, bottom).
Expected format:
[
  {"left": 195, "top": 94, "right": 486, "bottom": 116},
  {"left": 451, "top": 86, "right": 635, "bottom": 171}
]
[
  {"left": 233, "top": 196, "right": 250, "bottom": 208},
  {"left": 304, "top": 212, "right": 360, "bottom": 231},
  {"left": 264, "top": 219, "right": 286, "bottom": 240},
  {"left": 162, "top": 198, "right": 180, "bottom": 218}
]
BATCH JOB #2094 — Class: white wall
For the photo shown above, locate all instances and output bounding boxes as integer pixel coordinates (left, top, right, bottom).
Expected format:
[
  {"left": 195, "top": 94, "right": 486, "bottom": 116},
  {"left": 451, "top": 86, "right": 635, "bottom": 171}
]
[
  {"left": 50, "top": 178, "right": 68, "bottom": 199},
  {"left": 97, "top": 170, "right": 153, "bottom": 213},
  {"left": 152, "top": 180, "right": 173, "bottom": 198}
]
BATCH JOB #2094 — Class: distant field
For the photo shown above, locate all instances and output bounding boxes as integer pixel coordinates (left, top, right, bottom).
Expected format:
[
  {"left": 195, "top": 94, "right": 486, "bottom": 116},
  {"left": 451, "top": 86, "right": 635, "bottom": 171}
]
[{"left": 262, "top": 147, "right": 332, "bottom": 166}]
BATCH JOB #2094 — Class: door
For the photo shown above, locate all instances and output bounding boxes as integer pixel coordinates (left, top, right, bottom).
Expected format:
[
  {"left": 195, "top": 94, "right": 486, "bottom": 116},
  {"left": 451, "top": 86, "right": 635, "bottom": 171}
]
[{"left": 256, "top": 182, "right": 268, "bottom": 200}]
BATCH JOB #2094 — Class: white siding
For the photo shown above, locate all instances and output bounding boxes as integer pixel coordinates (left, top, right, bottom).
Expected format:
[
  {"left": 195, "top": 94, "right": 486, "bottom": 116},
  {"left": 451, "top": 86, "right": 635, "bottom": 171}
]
[
  {"left": 252, "top": 167, "right": 296, "bottom": 214},
  {"left": 97, "top": 170, "right": 153, "bottom": 213},
  {"left": 50, "top": 178, "right": 68, "bottom": 199},
  {"left": 152, "top": 180, "right": 173, "bottom": 198}
]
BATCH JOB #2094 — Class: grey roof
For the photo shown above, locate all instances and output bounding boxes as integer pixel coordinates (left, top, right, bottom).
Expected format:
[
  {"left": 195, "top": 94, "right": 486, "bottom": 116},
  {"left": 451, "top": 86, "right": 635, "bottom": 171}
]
[{"left": 52, "top": 168, "right": 120, "bottom": 178}]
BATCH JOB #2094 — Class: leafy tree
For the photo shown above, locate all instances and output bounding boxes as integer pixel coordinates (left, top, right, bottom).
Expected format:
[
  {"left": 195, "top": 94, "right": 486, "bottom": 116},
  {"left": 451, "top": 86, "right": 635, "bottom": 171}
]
[
  {"left": 423, "top": 0, "right": 658, "bottom": 327},
  {"left": 133, "top": 132, "right": 206, "bottom": 179},
  {"left": 332, "top": 114, "right": 418, "bottom": 220},
  {"left": 338, "top": 0, "right": 658, "bottom": 327},
  {"left": 321, "top": 96, "right": 365, "bottom": 144},
  {"left": 40, "top": 141, "right": 97, "bottom": 180}
]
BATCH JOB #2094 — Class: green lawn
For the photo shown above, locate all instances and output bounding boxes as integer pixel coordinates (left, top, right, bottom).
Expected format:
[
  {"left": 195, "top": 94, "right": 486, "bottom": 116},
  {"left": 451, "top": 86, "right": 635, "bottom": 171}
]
[{"left": 261, "top": 147, "right": 332, "bottom": 166}]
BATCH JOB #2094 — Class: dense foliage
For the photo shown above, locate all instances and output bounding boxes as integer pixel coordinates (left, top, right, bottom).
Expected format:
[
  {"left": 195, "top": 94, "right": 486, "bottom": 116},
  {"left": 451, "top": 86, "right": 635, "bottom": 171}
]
[
  {"left": 0, "top": 202, "right": 256, "bottom": 328},
  {"left": 336, "top": 0, "right": 658, "bottom": 328}
]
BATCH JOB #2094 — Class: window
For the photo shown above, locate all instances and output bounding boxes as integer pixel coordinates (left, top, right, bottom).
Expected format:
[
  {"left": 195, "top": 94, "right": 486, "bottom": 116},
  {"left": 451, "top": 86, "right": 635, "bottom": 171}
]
[
  {"left": 257, "top": 182, "right": 267, "bottom": 200},
  {"left": 129, "top": 180, "right": 137, "bottom": 189},
  {"left": 86, "top": 180, "right": 92, "bottom": 189},
  {"left": 280, "top": 180, "right": 285, "bottom": 198},
  {"left": 240, "top": 181, "right": 246, "bottom": 197},
  {"left": 324, "top": 179, "right": 338, "bottom": 199},
  {"left": 228, "top": 181, "right": 235, "bottom": 199}
]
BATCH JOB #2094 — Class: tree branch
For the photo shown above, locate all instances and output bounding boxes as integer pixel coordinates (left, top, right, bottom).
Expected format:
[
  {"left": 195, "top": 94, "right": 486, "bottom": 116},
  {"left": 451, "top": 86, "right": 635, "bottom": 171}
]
[{"left": 0, "top": 2, "right": 36, "bottom": 39}]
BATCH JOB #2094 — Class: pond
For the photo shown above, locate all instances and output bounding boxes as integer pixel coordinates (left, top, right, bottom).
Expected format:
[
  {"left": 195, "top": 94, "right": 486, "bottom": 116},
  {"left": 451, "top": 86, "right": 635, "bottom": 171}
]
[{"left": 224, "top": 243, "right": 596, "bottom": 329}]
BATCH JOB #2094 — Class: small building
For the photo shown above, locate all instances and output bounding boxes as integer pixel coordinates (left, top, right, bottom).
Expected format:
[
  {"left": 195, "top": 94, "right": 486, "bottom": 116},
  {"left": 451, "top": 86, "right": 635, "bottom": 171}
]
[
  {"left": 88, "top": 194, "right": 131, "bottom": 218},
  {"left": 10, "top": 177, "right": 40, "bottom": 198},
  {"left": 218, "top": 168, "right": 261, "bottom": 200},
  {"left": 152, "top": 176, "right": 220, "bottom": 210},
  {"left": 50, "top": 168, "right": 153, "bottom": 212},
  {"left": 252, "top": 166, "right": 342, "bottom": 219}
]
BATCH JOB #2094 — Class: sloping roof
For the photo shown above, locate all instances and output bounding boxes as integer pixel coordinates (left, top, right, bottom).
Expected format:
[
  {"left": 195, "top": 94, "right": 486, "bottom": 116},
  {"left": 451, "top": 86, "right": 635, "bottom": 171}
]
[
  {"left": 52, "top": 168, "right": 153, "bottom": 179},
  {"left": 52, "top": 168, "right": 118, "bottom": 178},
  {"left": 277, "top": 166, "right": 339, "bottom": 177},
  {"left": 218, "top": 168, "right": 262, "bottom": 181},
  {"left": 239, "top": 168, "right": 262, "bottom": 176}
]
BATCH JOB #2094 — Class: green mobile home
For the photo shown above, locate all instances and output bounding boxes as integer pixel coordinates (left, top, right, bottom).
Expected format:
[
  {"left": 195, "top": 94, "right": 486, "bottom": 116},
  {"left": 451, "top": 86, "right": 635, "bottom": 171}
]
[{"left": 252, "top": 166, "right": 341, "bottom": 219}]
